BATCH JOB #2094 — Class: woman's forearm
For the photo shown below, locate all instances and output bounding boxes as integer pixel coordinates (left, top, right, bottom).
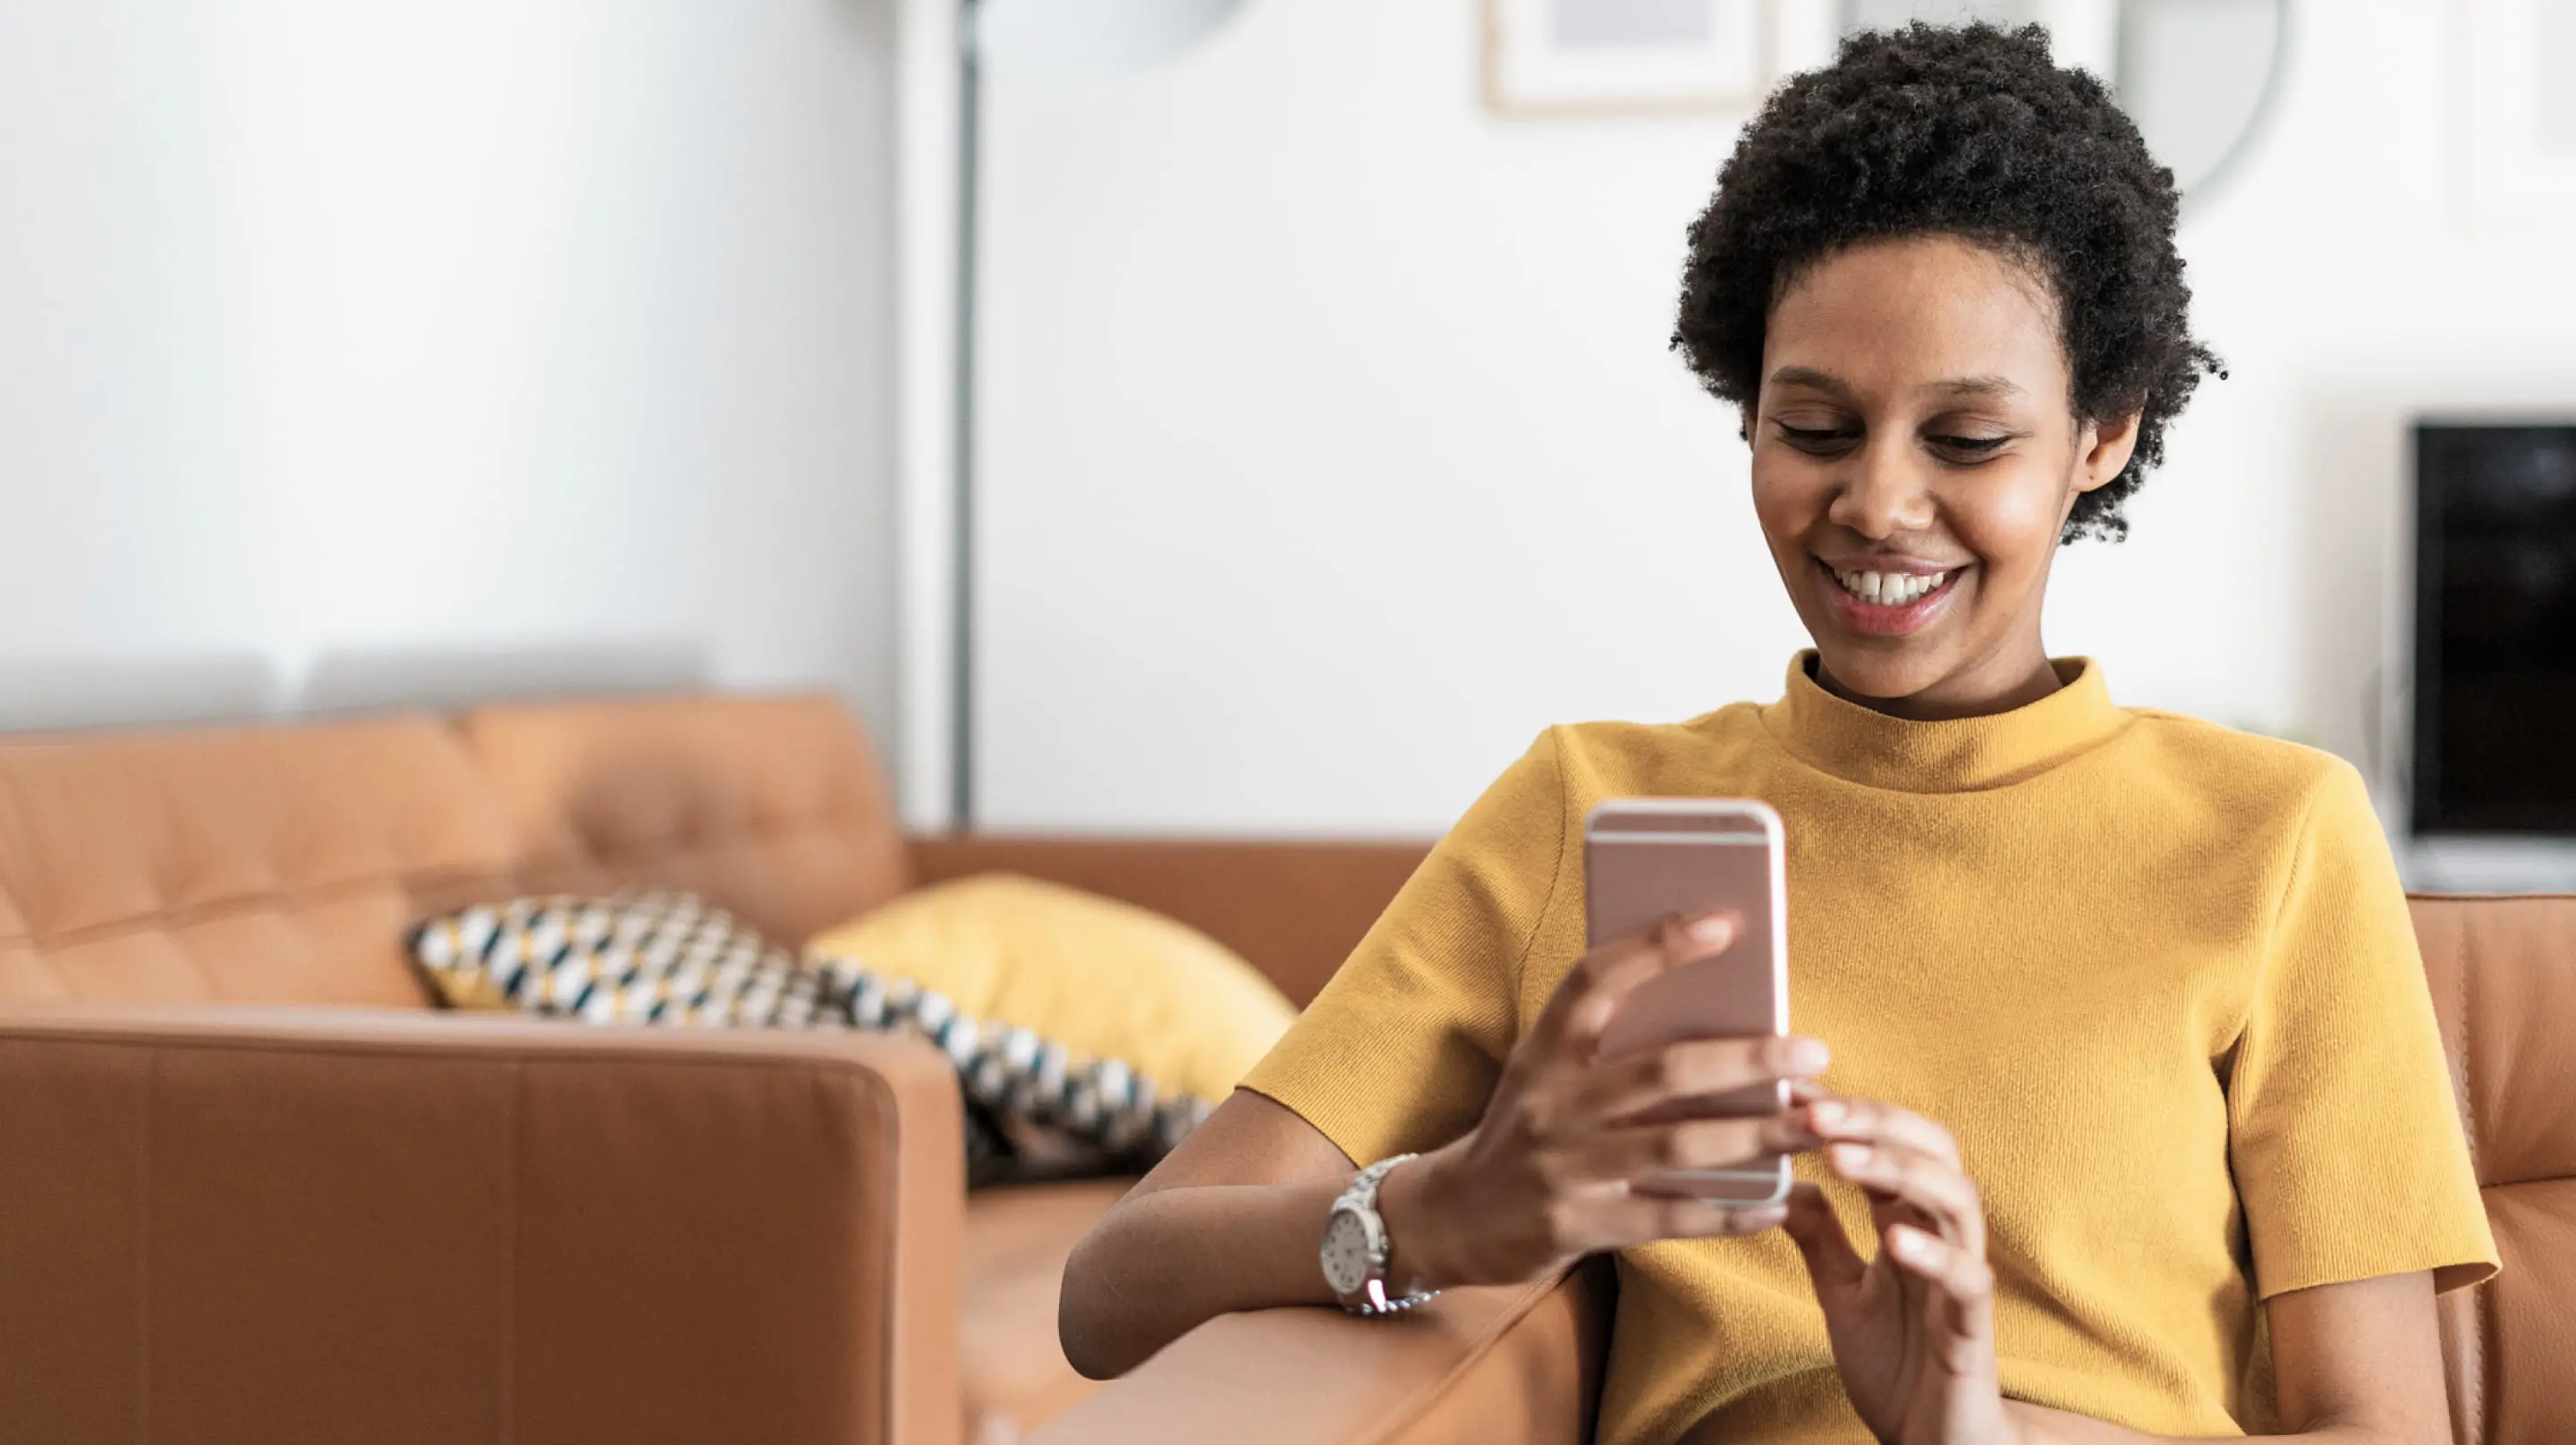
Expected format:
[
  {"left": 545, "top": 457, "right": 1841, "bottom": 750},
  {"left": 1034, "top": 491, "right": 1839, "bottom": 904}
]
[{"left": 1057, "top": 1174, "right": 1351, "bottom": 1379}]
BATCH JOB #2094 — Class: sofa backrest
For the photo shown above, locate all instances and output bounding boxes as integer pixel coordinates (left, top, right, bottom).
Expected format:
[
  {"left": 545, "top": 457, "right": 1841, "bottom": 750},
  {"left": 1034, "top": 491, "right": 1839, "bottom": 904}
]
[
  {"left": 456, "top": 695, "right": 910, "bottom": 944},
  {"left": 0, "top": 717, "right": 521, "bottom": 1007},
  {"left": 0, "top": 694, "right": 909, "bottom": 1008},
  {"left": 2411, "top": 892, "right": 2576, "bottom": 1445}
]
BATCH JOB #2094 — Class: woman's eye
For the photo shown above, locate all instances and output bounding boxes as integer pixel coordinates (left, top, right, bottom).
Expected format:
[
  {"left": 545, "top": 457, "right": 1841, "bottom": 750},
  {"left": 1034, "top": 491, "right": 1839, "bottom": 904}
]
[
  {"left": 1776, "top": 423, "right": 1858, "bottom": 452},
  {"left": 1930, "top": 435, "right": 2011, "bottom": 458}
]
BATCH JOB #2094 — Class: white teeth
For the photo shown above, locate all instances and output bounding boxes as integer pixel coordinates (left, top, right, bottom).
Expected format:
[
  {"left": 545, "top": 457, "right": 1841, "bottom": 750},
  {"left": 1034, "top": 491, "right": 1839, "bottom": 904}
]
[{"left": 1834, "top": 568, "right": 1946, "bottom": 605}]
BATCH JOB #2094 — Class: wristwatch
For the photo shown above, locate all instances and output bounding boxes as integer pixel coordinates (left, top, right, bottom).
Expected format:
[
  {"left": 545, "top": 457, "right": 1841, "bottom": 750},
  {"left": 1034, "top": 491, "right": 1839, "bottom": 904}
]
[{"left": 1320, "top": 1153, "right": 1440, "bottom": 1316}]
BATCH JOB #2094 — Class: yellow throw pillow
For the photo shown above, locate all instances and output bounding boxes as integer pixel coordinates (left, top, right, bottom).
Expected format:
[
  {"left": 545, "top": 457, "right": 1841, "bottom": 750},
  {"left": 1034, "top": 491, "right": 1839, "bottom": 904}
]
[{"left": 805, "top": 874, "right": 1295, "bottom": 1152}]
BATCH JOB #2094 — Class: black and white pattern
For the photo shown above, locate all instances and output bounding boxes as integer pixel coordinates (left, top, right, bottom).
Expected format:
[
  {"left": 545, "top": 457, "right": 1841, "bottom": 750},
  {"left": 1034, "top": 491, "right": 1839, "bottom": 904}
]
[
  {"left": 409, "top": 891, "right": 826, "bottom": 1026},
  {"left": 408, "top": 892, "right": 1210, "bottom": 1171},
  {"left": 815, "top": 952, "right": 1214, "bottom": 1162},
  {"left": 407, "top": 892, "right": 1009, "bottom": 1166}
]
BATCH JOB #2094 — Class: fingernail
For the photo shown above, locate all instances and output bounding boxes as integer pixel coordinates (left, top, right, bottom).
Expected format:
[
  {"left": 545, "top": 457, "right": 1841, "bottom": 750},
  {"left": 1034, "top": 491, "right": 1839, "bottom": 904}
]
[
  {"left": 1807, "top": 1099, "right": 1845, "bottom": 1128},
  {"left": 1889, "top": 1225, "right": 1934, "bottom": 1262},
  {"left": 1785, "top": 1037, "right": 1829, "bottom": 1075},
  {"left": 1830, "top": 1143, "right": 1870, "bottom": 1172},
  {"left": 1685, "top": 912, "right": 1735, "bottom": 946}
]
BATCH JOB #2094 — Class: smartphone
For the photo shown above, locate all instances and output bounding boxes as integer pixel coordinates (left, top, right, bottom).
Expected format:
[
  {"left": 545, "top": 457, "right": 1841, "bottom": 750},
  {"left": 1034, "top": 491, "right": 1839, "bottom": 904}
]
[{"left": 1584, "top": 798, "right": 1792, "bottom": 1205}]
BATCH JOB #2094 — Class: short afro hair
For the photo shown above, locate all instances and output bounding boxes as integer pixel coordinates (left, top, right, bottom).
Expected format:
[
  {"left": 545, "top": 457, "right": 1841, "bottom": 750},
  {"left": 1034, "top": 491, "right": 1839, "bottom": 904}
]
[{"left": 1671, "top": 22, "right": 2222, "bottom": 542}]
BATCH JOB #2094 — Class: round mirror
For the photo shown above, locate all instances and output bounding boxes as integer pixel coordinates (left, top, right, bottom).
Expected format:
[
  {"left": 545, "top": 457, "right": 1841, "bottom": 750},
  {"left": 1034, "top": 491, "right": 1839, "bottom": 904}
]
[{"left": 1840, "top": 0, "right": 2287, "bottom": 199}]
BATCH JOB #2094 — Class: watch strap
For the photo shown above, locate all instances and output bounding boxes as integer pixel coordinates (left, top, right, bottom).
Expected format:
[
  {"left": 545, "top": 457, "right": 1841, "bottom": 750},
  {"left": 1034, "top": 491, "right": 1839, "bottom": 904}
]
[{"left": 1331, "top": 1153, "right": 1439, "bottom": 1316}]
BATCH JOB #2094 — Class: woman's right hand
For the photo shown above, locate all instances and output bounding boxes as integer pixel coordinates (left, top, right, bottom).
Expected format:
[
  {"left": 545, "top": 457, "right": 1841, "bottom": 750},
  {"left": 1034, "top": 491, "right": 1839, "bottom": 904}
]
[{"left": 1377, "top": 911, "right": 1830, "bottom": 1290}]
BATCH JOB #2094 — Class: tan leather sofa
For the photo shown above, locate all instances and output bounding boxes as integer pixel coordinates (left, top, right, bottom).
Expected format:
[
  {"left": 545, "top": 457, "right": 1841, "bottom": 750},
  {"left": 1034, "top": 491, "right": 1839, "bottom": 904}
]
[
  {"left": 0, "top": 695, "right": 1427, "bottom": 1445},
  {"left": 1045, "top": 892, "right": 2576, "bottom": 1445}
]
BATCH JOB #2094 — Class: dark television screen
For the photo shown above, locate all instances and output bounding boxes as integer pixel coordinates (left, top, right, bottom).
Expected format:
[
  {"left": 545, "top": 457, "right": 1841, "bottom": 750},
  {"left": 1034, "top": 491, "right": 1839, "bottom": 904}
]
[{"left": 2412, "top": 424, "right": 2576, "bottom": 834}]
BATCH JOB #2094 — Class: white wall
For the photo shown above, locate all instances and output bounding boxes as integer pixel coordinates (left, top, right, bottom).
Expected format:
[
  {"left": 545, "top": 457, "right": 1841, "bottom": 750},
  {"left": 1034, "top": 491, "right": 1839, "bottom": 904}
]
[
  {"left": 0, "top": 2, "right": 902, "bottom": 749},
  {"left": 962, "top": 0, "right": 2576, "bottom": 847}
]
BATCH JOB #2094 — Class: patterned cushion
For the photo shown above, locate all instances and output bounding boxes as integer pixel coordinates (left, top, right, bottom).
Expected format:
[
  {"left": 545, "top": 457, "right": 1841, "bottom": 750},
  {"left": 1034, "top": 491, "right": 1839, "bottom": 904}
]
[
  {"left": 407, "top": 892, "right": 1228, "bottom": 1174},
  {"left": 825, "top": 953, "right": 1212, "bottom": 1164},
  {"left": 408, "top": 892, "right": 826, "bottom": 1024},
  {"left": 406, "top": 892, "right": 1012, "bottom": 1167}
]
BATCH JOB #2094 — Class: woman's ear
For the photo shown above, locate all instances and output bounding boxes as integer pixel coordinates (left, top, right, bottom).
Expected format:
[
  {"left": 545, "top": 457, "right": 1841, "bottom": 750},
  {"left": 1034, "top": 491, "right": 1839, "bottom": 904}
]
[{"left": 2076, "top": 411, "right": 2142, "bottom": 494}]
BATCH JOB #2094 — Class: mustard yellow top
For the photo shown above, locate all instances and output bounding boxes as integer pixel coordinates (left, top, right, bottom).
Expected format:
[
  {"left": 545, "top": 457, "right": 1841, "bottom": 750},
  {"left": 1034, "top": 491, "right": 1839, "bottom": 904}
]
[{"left": 1243, "top": 655, "right": 2496, "bottom": 1445}]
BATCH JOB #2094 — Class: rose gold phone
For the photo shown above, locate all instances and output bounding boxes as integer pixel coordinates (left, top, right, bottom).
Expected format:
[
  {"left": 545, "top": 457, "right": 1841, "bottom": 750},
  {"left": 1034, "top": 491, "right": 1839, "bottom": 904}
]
[{"left": 1585, "top": 798, "right": 1791, "bottom": 1204}]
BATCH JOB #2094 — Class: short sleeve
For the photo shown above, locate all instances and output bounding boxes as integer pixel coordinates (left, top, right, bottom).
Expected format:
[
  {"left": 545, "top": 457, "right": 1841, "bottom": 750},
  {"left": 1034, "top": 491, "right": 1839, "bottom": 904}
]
[
  {"left": 2228, "top": 759, "right": 2499, "bottom": 1297},
  {"left": 1239, "top": 730, "right": 1567, "bottom": 1168}
]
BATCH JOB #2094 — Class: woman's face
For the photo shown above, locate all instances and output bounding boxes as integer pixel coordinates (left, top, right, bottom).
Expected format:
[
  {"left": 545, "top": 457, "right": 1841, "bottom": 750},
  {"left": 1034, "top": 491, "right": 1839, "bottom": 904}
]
[{"left": 1748, "top": 233, "right": 2138, "bottom": 718}]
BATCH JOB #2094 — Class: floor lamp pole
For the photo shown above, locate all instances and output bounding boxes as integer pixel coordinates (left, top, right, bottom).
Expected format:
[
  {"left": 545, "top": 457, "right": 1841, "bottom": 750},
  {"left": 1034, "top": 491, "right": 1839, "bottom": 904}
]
[
  {"left": 945, "top": 0, "right": 1242, "bottom": 832},
  {"left": 951, "top": 0, "right": 983, "bottom": 832}
]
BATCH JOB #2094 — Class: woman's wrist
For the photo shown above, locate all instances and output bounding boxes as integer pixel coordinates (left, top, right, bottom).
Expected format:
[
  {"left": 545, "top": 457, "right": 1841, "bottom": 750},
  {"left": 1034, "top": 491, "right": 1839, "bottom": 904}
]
[{"left": 1374, "top": 1144, "right": 1470, "bottom": 1292}]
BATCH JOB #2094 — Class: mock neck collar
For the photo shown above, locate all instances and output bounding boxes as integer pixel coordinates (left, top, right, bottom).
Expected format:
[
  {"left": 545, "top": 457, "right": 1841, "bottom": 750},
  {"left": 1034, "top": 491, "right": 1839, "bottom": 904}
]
[{"left": 1759, "top": 651, "right": 2128, "bottom": 793}]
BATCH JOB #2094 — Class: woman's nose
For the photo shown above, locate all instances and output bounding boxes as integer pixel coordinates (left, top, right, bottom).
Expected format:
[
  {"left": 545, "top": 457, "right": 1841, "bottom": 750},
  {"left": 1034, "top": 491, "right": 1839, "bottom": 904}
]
[{"left": 1826, "top": 438, "right": 1936, "bottom": 539}]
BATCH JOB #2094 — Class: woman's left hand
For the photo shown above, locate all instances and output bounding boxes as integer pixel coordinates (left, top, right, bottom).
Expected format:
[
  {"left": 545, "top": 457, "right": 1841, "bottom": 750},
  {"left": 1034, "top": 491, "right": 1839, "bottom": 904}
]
[{"left": 1782, "top": 1096, "right": 2021, "bottom": 1445}]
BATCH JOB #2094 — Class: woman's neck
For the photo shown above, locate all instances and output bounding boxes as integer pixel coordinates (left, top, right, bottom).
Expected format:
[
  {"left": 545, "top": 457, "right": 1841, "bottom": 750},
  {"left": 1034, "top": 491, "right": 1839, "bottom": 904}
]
[{"left": 1812, "top": 642, "right": 2063, "bottom": 722}]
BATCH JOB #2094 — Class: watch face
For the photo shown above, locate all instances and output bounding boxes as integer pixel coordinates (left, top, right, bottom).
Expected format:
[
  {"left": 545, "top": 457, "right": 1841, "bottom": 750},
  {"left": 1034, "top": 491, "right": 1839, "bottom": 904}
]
[{"left": 1321, "top": 1209, "right": 1371, "bottom": 1297}]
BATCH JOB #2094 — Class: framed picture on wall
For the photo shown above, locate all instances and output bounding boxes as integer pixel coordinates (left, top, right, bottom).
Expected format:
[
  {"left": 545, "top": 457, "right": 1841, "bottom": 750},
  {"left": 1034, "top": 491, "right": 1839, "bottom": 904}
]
[
  {"left": 1483, "top": 0, "right": 1774, "bottom": 115},
  {"left": 2456, "top": 0, "right": 2576, "bottom": 228}
]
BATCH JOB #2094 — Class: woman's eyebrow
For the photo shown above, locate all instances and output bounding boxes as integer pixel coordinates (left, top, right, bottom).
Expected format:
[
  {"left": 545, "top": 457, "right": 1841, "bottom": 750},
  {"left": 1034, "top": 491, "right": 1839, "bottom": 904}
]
[
  {"left": 1924, "top": 375, "right": 2026, "bottom": 399},
  {"left": 1764, "top": 368, "right": 2027, "bottom": 400},
  {"left": 1766, "top": 366, "right": 1848, "bottom": 393}
]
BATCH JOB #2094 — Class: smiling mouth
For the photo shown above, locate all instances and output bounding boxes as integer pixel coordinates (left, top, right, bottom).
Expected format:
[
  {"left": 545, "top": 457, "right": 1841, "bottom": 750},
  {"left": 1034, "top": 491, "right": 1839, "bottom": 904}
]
[{"left": 1813, "top": 559, "right": 1964, "bottom": 636}]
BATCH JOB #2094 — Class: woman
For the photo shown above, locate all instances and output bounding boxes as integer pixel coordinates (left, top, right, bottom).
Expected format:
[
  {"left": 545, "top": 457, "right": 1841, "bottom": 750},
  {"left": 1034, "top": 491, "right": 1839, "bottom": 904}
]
[{"left": 1059, "top": 25, "right": 2494, "bottom": 1445}]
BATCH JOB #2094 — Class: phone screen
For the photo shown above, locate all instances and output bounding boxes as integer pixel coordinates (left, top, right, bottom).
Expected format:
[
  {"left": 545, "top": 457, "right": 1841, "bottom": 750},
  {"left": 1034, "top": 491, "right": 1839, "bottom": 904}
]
[{"left": 1582, "top": 798, "right": 1792, "bottom": 1204}]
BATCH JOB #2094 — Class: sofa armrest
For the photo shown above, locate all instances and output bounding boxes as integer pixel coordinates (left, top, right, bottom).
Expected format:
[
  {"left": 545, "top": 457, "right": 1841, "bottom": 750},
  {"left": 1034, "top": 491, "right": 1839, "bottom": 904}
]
[
  {"left": 0, "top": 1006, "right": 962, "bottom": 1445},
  {"left": 1033, "top": 1259, "right": 1614, "bottom": 1445},
  {"left": 907, "top": 836, "right": 1432, "bottom": 1006}
]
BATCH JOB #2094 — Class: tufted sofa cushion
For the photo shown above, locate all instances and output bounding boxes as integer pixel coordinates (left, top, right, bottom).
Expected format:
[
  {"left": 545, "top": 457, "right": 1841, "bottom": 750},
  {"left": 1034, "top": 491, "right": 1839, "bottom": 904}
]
[
  {"left": 0, "top": 717, "right": 521, "bottom": 1007},
  {"left": 0, "top": 696, "right": 909, "bottom": 1011},
  {"left": 454, "top": 695, "right": 910, "bottom": 946}
]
